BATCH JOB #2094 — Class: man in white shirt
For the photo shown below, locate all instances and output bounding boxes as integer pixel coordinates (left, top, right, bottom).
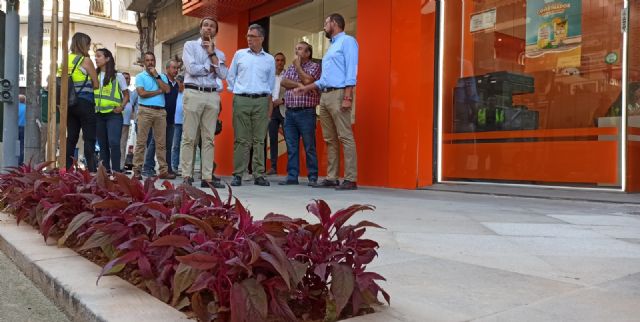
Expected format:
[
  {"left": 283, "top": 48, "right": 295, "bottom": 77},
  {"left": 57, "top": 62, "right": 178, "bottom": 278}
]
[
  {"left": 180, "top": 17, "right": 228, "bottom": 188},
  {"left": 267, "top": 53, "right": 286, "bottom": 175}
]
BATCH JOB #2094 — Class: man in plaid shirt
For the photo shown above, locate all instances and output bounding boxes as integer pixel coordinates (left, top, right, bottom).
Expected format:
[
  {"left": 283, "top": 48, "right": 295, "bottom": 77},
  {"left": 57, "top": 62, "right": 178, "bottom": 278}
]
[{"left": 279, "top": 41, "right": 321, "bottom": 186}]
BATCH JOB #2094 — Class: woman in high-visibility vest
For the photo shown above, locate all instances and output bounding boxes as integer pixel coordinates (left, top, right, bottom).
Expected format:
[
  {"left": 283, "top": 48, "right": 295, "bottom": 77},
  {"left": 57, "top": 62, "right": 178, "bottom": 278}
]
[
  {"left": 94, "top": 48, "right": 129, "bottom": 173},
  {"left": 62, "top": 33, "right": 99, "bottom": 172}
]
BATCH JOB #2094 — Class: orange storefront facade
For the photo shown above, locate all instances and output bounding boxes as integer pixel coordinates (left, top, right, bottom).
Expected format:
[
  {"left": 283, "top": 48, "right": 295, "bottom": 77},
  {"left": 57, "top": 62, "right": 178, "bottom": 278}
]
[{"left": 176, "top": 0, "right": 640, "bottom": 192}]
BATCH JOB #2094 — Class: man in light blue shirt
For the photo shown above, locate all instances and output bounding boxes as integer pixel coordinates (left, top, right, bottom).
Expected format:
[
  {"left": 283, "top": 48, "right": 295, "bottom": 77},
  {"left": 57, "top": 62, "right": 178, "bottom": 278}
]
[
  {"left": 296, "top": 13, "right": 359, "bottom": 190},
  {"left": 227, "top": 23, "right": 276, "bottom": 187},
  {"left": 132, "top": 51, "right": 174, "bottom": 180},
  {"left": 18, "top": 94, "right": 26, "bottom": 165}
]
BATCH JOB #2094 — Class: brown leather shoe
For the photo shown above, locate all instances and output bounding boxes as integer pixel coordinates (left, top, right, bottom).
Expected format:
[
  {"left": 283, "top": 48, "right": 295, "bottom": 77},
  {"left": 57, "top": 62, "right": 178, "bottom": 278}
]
[
  {"left": 335, "top": 180, "right": 357, "bottom": 190},
  {"left": 158, "top": 172, "right": 177, "bottom": 179},
  {"left": 311, "top": 179, "right": 340, "bottom": 188},
  {"left": 132, "top": 170, "right": 143, "bottom": 180}
]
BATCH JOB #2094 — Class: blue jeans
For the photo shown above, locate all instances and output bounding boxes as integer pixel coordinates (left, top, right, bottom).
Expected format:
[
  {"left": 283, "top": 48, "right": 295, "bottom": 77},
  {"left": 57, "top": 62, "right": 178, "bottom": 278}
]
[
  {"left": 172, "top": 124, "right": 182, "bottom": 171},
  {"left": 284, "top": 107, "right": 318, "bottom": 181},
  {"left": 143, "top": 124, "right": 175, "bottom": 174},
  {"left": 96, "top": 112, "right": 123, "bottom": 172}
]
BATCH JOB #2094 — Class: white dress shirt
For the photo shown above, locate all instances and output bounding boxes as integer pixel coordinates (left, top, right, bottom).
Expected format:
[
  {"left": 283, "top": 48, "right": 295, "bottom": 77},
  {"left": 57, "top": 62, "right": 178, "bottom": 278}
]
[{"left": 183, "top": 38, "right": 228, "bottom": 88}]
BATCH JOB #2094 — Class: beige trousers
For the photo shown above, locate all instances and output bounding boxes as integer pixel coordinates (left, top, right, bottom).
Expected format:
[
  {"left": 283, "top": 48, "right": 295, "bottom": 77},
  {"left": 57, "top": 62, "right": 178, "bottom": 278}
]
[
  {"left": 133, "top": 106, "right": 168, "bottom": 174},
  {"left": 318, "top": 89, "right": 358, "bottom": 182},
  {"left": 180, "top": 89, "right": 220, "bottom": 181}
]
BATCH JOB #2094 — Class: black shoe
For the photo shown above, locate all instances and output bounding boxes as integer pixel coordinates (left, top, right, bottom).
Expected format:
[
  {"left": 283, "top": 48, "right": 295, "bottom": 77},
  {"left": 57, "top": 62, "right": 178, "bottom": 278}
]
[
  {"left": 308, "top": 179, "right": 318, "bottom": 187},
  {"left": 183, "top": 176, "right": 194, "bottom": 186},
  {"left": 312, "top": 179, "right": 340, "bottom": 188},
  {"left": 201, "top": 180, "right": 225, "bottom": 189},
  {"left": 254, "top": 177, "right": 270, "bottom": 186},
  {"left": 230, "top": 175, "right": 242, "bottom": 186},
  {"left": 278, "top": 179, "right": 299, "bottom": 185},
  {"left": 335, "top": 180, "right": 358, "bottom": 190}
]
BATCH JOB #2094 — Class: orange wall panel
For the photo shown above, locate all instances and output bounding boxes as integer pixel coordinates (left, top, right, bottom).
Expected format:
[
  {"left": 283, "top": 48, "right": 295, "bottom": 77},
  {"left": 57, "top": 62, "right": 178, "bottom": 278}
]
[
  {"left": 417, "top": 2, "right": 437, "bottom": 187},
  {"left": 388, "top": 0, "right": 423, "bottom": 188},
  {"left": 443, "top": 141, "right": 618, "bottom": 184},
  {"left": 354, "top": 0, "right": 392, "bottom": 187}
]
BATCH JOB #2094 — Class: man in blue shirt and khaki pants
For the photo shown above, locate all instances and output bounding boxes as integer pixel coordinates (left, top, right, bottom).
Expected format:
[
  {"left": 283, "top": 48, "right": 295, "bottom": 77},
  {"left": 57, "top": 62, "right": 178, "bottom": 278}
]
[{"left": 296, "top": 13, "right": 359, "bottom": 190}]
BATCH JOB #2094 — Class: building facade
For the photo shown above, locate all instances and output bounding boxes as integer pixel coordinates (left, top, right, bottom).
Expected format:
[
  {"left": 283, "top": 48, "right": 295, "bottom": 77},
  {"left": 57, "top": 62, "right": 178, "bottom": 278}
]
[
  {"left": 10, "top": 0, "right": 141, "bottom": 87},
  {"left": 128, "top": 0, "right": 640, "bottom": 193}
]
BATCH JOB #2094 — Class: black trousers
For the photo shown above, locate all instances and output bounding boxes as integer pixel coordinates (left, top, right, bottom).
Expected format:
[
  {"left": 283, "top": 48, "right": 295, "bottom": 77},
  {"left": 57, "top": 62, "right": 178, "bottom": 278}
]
[
  {"left": 66, "top": 98, "right": 97, "bottom": 172},
  {"left": 267, "top": 107, "right": 285, "bottom": 169}
]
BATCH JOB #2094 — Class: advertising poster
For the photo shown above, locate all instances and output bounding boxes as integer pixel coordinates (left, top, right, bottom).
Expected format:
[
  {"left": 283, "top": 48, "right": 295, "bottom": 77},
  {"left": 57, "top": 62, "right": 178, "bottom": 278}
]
[{"left": 525, "top": 0, "right": 582, "bottom": 72}]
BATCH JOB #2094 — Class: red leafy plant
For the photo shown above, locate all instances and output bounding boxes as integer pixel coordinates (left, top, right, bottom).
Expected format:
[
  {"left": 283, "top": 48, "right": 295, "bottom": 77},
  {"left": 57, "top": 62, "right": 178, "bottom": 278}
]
[{"left": 0, "top": 163, "right": 389, "bottom": 321}]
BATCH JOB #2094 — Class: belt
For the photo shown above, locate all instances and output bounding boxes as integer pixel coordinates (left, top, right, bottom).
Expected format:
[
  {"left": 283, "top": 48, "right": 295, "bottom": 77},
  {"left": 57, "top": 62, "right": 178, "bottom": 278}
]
[
  {"left": 287, "top": 106, "right": 315, "bottom": 111},
  {"left": 185, "top": 84, "right": 217, "bottom": 92},
  {"left": 236, "top": 93, "right": 269, "bottom": 98},
  {"left": 321, "top": 87, "right": 345, "bottom": 93},
  {"left": 140, "top": 104, "right": 164, "bottom": 110}
]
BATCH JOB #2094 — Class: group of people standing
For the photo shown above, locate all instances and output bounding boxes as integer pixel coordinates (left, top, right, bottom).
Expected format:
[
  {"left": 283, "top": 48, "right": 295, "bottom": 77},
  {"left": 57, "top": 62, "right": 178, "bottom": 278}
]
[{"left": 59, "top": 13, "right": 359, "bottom": 191}]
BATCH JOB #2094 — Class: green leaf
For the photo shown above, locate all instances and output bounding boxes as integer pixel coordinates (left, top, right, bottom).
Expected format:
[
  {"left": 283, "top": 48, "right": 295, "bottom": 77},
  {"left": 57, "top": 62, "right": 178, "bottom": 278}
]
[
  {"left": 57, "top": 211, "right": 94, "bottom": 247},
  {"left": 230, "top": 278, "right": 268, "bottom": 322},
  {"left": 174, "top": 296, "right": 191, "bottom": 311},
  {"left": 324, "top": 298, "right": 338, "bottom": 322},
  {"left": 330, "top": 264, "right": 355, "bottom": 317},
  {"left": 172, "top": 263, "right": 199, "bottom": 307},
  {"left": 80, "top": 230, "right": 126, "bottom": 251}
]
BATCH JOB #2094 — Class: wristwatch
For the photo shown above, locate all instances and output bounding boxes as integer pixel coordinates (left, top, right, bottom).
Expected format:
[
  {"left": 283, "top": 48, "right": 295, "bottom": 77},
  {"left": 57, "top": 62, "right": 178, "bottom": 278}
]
[{"left": 155, "top": 75, "right": 162, "bottom": 80}]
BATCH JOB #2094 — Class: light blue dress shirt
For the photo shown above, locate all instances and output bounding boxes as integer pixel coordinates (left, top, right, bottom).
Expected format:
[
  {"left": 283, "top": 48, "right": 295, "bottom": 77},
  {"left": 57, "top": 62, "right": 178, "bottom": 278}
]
[
  {"left": 122, "top": 89, "right": 138, "bottom": 125},
  {"left": 315, "top": 32, "right": 359, "bottom": 90},
  {"left": 183, "top": 38, "right": 228, "bottom": 87},
  {"left": 135, "top": 71, "right": 169, "bottom": 107},
  {"left": 227, "top": 48, "right": 275, "bottom": 95}
]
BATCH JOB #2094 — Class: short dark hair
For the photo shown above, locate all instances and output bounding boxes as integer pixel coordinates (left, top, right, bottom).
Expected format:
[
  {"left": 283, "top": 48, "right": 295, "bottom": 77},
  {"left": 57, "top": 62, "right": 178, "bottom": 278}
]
[
  {"left": 328, "top": 13, "right": 345, "bottom": 30},
  {"left": 144, "top": 51, "right": 155, "bottom": 59},
  {"left": 298, "top": 41, "right": 313, "bottom": 59},
  {"left": 200, "top": 17, "right": 219, "bottom": 33},
  {"left": 274, "top": 52, "right": 285, "bottom": 59},
  {"left": 248, "top": 24, "right": 265, "bottom": 37},
  {"left": 122, "top": 72, "right": 130, "bottom": 77}
]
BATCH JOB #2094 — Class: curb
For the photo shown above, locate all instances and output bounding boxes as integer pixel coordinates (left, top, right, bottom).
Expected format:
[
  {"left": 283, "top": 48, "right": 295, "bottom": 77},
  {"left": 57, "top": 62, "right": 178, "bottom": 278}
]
[{"left": 0, "top": 212, "right": 190, "bottom": 322}]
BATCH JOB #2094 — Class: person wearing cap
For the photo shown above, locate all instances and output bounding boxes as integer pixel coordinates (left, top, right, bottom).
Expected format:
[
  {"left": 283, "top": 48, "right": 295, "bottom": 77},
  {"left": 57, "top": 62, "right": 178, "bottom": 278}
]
[{"left": 180, "top": 16, "right": 227, "bottom": 188}]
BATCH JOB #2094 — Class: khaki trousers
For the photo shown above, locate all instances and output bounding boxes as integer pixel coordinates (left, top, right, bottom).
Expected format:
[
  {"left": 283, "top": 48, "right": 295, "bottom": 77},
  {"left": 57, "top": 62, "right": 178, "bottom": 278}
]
[
  {"left": 119, "top": 124, "right": 130, "bottom": 169},
  {"left": 318, "top": 89, "right": 358, "bottom": 182},
  {"left": 180, "top": 89, "right": 220, "bottom": 181},
  {"left": 133, "top": 106, "right": 168, "bottom": 174},
  {"left": 232, "top": 95, "right": 269, "bottom": 178}
]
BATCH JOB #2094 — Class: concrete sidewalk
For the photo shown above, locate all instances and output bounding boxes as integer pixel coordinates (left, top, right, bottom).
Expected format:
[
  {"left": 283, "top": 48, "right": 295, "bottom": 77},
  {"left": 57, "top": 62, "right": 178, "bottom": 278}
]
[
  {"left": 227, "top": 178, "right": 640, "bottom": 321},
  {"left": 1, "top": 177, "right": 640, "bottom": 321}
]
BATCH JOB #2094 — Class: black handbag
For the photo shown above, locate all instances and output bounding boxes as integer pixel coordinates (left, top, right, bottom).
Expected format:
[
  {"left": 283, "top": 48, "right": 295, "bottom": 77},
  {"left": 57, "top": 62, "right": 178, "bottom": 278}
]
[{"left": 56, "top": 57, "right": 88, "bottom": 106}]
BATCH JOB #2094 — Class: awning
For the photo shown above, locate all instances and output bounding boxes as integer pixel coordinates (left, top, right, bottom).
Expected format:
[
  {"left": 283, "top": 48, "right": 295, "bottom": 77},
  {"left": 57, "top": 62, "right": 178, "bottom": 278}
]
[{"left": 182, "top": 0, "right": 269, "bottom": 18}]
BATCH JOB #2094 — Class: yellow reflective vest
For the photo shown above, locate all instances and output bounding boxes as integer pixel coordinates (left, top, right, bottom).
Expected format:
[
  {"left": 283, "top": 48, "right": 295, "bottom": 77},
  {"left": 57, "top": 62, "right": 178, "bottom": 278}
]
[
  {"left": 94, "top": 73, "right": 123, "bottom": 113},
  {"left": 58, "top": 53, "right": 92, "bottom": 95}
]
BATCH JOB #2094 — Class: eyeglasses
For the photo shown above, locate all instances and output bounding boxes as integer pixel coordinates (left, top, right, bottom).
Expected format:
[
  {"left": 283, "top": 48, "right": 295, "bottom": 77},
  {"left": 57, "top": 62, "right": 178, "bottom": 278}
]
[{"left": 246, "top": 34, "right": 262, "bottom": 39}]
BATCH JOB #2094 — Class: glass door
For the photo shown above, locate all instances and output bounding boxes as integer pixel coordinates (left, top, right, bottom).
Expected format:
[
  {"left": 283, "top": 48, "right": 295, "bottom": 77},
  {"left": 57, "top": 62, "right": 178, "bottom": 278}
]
[{"left": 439, "top": 0, "right": 626, "bottom": 189}]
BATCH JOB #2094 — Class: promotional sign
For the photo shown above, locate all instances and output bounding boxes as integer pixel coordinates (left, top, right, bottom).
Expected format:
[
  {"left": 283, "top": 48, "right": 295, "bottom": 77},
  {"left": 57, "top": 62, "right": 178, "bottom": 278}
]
[{"left": 525, "top": 1, "right": 582, "bottom": 72}]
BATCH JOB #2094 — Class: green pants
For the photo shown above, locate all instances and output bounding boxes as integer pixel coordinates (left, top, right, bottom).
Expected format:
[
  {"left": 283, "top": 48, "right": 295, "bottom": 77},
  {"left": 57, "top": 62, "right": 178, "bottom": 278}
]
[{"left": 232, "top": 95, "right": 269, "bottom": 178}]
